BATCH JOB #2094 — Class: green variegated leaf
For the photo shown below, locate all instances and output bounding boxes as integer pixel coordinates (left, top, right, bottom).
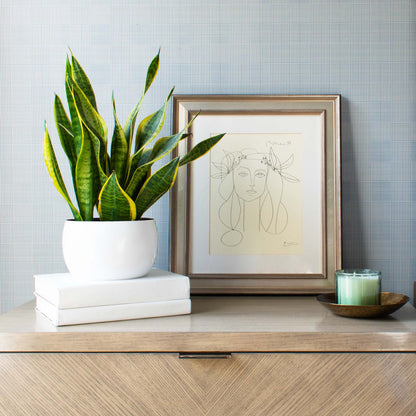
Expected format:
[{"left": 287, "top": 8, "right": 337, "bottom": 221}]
[
  {"left": 98, "top": 172, "right": 137, "bottom": 221},
  {"left": 179, "top": 133, "right": 226, "bottom": 167},
  {"left": 123, "top": 98, "right": 143, "bottom": 154},
  {"left": 144, "top": 48, "right": 160, "bottom": 94},
  {"left": 146, "top": 112, "right": 199, "bottom": 164},
  {"left": 126, "top": 148, "right": 152, "bottom": 183},
  {"left": 125, "top": 114, "right": 197, "bottom": 198},
  {"left": 65, "top": 55, "right": 73, "bottom": 77},
  {"left": 134, "top": 87, "right": 174, "bottom": 152},
  {"left": 54, "top": 94, "right": 72, "bottom": 132},
  {"left": 131, "top": 148, "right": 152, "bottom": 170},
  {"left": 43, "top": 123, "right": 82, "bottom": 221},
  {"left": 135, "top": 157, "right": 180, "bottom": 219},
  {"left": 46, "top": 50, "right": 225, "bottom": 223},
  {"left": 54, "top": 95, "right": 77, "bottom": 176},
  {"left": 124, "top": 148, "right": 152, "bottom": 197},
  {"left": 110, "top": 93, "right": 129, "bottom": 185},
  {"left": 71, "top": 53, "right": 97, "bottom": 110},
  {"left": 125, "top": 164, "right": 151, "bottom": 200},
  {"left": 123, "top": 50, "right": 161, "bottom": 152},
  {"left": 179, "top": 133, "right": 191, "bottom": 141},
  {"left": 75, "top": 123, "right": 101, "bottom": 221},
  {"left": 148, "top": 134, "right": 180, "bottom": 162},
  {"left": 65, "top": 61, "right": 82, "bottom": 158},
  {"left": 83, "top": 123, "right": 108, "bottom": 188},
  {"left": 71, "top": 79, "right": 108, "bottom": 148}
]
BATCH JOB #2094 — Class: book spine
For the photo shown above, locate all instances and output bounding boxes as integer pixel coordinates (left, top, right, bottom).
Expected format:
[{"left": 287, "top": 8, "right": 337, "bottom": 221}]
[
  {"left": 36, "top": 296, "right": 191, "bottom": 326},
  {"left": 35, "top": 276, "right": 190, "bottom": 309}
]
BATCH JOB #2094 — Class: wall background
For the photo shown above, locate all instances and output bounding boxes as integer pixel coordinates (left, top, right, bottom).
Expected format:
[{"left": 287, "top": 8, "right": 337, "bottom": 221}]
[{"left": 1, "top": 0, "right": 415, "bottom": 312}]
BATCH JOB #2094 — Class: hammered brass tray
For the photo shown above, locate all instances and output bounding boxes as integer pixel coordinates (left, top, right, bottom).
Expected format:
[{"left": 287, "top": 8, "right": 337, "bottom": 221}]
[{"left": 316, "top": 292, "right": 409, "bottom": 318}]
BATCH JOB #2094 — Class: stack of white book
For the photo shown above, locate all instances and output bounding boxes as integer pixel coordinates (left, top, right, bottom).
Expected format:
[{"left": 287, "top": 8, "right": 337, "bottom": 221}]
[{"left": 34, "top": 268, "right": 191, "bottom": 326}]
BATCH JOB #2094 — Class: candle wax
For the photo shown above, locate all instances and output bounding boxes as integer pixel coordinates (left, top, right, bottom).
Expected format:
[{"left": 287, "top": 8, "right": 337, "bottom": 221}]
[{"left": 337, "top": 273, "right": 380, "bottom": 305}]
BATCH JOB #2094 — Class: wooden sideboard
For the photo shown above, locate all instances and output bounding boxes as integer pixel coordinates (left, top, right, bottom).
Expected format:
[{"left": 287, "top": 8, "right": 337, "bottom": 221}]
[{"left": 0, "top": 296, "right": 415, "bottom": 415}]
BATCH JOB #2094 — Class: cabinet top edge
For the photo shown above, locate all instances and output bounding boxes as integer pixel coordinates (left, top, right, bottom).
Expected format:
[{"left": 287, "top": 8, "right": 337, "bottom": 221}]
[{"left": 0, "top": 296, "right": 415, "bottom": 352}]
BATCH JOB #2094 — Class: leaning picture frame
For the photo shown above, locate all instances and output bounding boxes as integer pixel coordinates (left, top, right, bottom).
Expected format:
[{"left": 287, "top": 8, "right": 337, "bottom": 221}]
[{"left": 170, "top": 95, "right": 341, "bottom": 294}]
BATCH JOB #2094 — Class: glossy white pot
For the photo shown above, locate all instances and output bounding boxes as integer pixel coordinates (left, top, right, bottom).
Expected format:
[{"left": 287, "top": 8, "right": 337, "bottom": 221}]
[{"left": 62, "top": 218, "right": 158, "bottom": 281}]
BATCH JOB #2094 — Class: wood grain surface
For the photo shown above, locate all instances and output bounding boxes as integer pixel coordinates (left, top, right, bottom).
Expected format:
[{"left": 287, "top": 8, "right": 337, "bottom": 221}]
[
  {"left": 0, "top": 296, "right": 415, "bottom": 352},
  {"left": 0, "top": 353, "right": 414, "bottom": 416}
]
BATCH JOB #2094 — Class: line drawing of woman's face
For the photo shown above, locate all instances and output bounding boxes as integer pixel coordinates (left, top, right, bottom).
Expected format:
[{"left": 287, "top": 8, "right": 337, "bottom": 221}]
[{"left": 233, "top": 158, "right": 268, "bottom": 202}]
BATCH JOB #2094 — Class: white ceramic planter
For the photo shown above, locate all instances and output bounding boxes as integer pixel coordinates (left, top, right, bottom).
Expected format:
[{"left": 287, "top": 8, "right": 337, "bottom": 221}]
[{"left": 62, "top": 218, "right": 158, "bottom": 281}]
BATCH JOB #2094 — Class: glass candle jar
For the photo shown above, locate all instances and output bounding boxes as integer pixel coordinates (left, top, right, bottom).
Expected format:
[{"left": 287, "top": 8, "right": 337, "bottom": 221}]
[{"left": 336, "top": 269, "right": 381, "bottom": 305}]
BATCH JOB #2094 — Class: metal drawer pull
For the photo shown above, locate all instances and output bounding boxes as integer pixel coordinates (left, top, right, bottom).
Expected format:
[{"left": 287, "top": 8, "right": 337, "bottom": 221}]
[{"left": 179, "top": 353, "right": 232, "bottom": 359}]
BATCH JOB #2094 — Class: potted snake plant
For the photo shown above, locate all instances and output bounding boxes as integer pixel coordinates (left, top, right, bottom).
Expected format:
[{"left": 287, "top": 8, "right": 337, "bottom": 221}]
[{"left": 44, "top": 50, "right": 224, "bottom": 280}]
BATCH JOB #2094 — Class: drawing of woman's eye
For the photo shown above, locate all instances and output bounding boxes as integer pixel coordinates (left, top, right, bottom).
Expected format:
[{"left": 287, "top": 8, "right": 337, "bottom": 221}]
[
  {"left": 238, "top": 171, "right": 249, "bottom": 177},
  {"left": 255, "top": 171, "right": 266, "bottom": 178}
]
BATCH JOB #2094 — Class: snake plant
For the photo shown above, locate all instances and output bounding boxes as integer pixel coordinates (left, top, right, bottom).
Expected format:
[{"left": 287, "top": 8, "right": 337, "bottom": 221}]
[{"left": 44, "top": 50, "right": 225, "bottom": 221}]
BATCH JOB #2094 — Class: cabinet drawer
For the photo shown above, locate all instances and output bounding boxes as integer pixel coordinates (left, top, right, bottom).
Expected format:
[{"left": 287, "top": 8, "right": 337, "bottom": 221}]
[{"left": 0, "top": 353, "right": 414, "bottom": 416}]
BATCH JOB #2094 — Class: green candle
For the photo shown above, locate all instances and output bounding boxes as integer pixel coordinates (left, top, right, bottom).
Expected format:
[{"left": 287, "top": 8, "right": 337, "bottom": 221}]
[{"left": 336, "top": 269, "right": 381, "bottom": 305}]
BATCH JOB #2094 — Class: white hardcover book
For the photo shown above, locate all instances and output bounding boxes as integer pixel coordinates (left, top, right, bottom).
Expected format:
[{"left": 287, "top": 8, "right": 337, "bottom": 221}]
[
  {"left": 36, "top": 295, "right": 191, "bottom": 326},
  {"left": 34, "top": 268, "right": 190, "bottom": 309}
]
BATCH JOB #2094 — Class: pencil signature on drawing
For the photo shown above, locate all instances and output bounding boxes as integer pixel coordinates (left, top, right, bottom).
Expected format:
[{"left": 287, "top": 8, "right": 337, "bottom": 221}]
[{"left": 283, "top": 241, "right": 299, "bottom": 247}]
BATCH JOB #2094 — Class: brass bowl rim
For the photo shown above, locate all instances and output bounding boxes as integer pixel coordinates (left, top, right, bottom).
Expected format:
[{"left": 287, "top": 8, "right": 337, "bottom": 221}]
[{"left": 316, "top": 292, "right": 409, "bottom": 307}]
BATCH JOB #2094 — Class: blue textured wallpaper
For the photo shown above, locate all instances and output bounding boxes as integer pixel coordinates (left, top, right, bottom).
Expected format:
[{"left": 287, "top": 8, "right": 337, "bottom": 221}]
[{"left": 1, "top": 0, "right": 415, "bottom": 312}]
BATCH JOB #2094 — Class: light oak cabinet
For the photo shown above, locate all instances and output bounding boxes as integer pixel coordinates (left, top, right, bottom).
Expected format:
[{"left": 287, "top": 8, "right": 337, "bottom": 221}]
[{"left": 0, "top": 296, "right": 415, "bottom": 416}]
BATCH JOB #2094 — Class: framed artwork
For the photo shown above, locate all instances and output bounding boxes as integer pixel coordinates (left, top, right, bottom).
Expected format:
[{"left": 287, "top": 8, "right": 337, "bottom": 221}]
[{"left": 170, "top": 95, "right": 341, "bottom": 294}]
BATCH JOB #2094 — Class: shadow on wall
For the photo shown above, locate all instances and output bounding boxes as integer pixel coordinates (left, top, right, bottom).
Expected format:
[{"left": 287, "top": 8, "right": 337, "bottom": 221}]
[{"left": 340, "top": 98, "right": 367, "bottom": 268}]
